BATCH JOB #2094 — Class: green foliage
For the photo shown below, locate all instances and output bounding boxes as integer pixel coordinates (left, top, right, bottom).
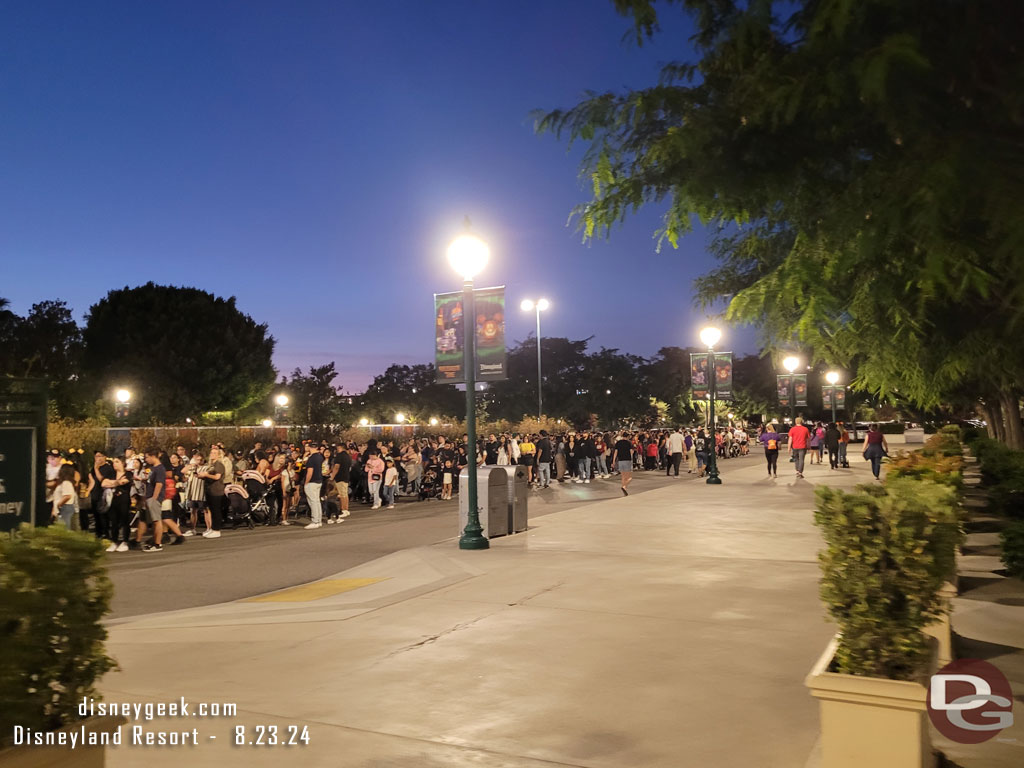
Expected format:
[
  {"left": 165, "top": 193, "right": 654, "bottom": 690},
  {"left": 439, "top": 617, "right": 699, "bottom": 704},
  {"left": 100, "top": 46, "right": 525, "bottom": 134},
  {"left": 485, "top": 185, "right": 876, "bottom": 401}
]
[
  {"left": 538, "top": 0, "right": 1024, "bottom": 412},
  {"left": 969, "top": 438, "right": 1024, "bottom": 520},
  {"left": 1001, "top": 520, "right": 1024, "bottom": 579},
  {"left": 360, "top": 363, "right": 463, "bottom": 423},
  {"left": 887, "top": 450, "right": 962, "bottom": 489},
  {"left": 0, "top": 525, "right": 116, "bottom": 743},
  {"left": 81, "top": 283, "right": 275, "bottom": 423},
  {"left": 0, "top": 300, "right": 83, "bottom": 416},
  {"left": 47, "top": 418, "right": 109, "bottom": 454},
  {"left": 814, "top": 478, "right": 961, "bottom": 680},
  {"left": 280, "top": 363, "right": 353, "bottom": 427}
]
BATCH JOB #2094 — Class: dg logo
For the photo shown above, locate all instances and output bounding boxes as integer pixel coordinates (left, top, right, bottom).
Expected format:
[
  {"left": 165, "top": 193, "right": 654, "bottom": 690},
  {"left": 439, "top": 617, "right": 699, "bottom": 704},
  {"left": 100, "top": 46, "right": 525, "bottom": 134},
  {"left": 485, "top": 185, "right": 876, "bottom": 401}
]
[{"left": 928, "top": 659, "right": 1015, "bottom": 743}]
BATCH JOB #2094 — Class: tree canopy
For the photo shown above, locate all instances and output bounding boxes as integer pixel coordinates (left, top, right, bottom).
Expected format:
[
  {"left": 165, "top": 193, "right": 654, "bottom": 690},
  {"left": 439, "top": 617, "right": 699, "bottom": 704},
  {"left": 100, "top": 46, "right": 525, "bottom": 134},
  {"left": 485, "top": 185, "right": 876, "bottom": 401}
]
[
  {"left": 80, "top": 283, "right": 276, "bottom": 423},
  {"left": 538, "top": 0, "right": 1024, "bottom": 444}
]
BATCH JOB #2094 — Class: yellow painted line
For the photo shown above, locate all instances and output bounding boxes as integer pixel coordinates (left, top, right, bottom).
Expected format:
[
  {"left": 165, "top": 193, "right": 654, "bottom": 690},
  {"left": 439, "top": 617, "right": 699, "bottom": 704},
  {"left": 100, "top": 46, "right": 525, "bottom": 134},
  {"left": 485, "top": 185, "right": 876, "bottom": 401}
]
[{"left": 245, "top": 578, "right": 389, "bottom": 603}]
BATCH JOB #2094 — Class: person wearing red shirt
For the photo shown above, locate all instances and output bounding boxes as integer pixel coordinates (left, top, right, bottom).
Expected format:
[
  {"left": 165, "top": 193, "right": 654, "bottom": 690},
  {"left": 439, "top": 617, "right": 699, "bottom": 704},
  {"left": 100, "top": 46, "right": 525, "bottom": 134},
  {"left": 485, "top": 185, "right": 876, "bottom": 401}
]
[{"left": 787, "top": 417, "right": 812, "bottom": 478}]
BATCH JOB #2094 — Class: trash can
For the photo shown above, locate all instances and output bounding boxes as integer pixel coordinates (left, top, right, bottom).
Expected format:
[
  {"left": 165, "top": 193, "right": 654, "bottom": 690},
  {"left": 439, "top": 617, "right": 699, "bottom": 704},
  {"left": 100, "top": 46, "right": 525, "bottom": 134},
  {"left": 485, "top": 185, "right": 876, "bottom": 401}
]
[
  {"left": 499, "top": 464, "right": 529, "bottom": 534},
  {"left": 458, "top": 466, "right": 510, "bottom": 539}
]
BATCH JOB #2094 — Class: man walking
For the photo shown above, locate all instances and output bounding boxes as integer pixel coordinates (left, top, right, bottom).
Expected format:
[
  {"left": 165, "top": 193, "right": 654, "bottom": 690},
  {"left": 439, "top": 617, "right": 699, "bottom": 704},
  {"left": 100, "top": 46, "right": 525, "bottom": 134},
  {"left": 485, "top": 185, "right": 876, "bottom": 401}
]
[
  {"left": 611, "top": 433, "right": 634, "bottom": 496},
  {"left": 788, "top": 417, "right": 811, "bottom": 479},
  {"left": 304, "top": 444, "right": 325, "bottom": 529},
  {"left": 666, "top": 428, "right": 685, "bottom": 477}
]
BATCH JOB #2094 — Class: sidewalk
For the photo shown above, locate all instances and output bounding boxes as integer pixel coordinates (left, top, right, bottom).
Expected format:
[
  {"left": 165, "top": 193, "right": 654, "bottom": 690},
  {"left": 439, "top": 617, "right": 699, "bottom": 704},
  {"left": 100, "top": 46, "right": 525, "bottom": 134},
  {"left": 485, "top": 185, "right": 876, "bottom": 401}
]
[{"left": 94, "top": 457, "right": 885, "bottom": 766}]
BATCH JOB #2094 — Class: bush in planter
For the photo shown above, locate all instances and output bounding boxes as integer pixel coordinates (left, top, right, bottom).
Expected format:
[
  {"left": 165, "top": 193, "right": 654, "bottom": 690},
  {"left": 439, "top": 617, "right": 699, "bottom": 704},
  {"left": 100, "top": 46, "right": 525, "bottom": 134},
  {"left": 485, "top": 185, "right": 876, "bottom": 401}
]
[
  {"left": 814, "top": 478, "right": 962, "bottom": 680},
  {"left": 886, "top": 450, "right": 963, "bottom": 488},
  {"left": 1001, "top": 520, "right": 1024, "bottom": 578},
  {"left": 0, "top": 524, "right": 116, "bottom": 745}
]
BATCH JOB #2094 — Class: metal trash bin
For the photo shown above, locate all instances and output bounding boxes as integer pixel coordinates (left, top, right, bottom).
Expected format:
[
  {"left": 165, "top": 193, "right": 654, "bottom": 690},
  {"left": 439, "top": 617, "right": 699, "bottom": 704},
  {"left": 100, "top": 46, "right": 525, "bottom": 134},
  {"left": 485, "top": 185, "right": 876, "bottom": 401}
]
[
  {"left": 458, "top": 466, "right": 510, "bottom": 539},
  {"left": 499, "top": 464, "right": 529, "bottom": 534}
]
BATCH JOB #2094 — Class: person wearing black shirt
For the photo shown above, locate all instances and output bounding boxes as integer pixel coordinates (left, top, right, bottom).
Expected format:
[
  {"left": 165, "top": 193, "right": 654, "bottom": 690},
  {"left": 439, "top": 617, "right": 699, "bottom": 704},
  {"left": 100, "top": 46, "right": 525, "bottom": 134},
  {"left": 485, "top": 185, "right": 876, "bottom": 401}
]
[
  {"left": 140, "top": 449, "right": 168, "bottom": 551},
  {"left": 484, "top": 435, "right": 499, "bottom": 465},
  {"left": 87, "top": 451, "right": 115, "bottom": 540},
  {"left": 611, "top": 434, "right": 634, "bottom": 496},
  {"left": 535, "top": 431, "right": 553, "bottom": 488},
  {"left": 303, "top": 446, "right": 325, "bottom": 529},
  {"left": 330, "top": 447, "right": 352, "bottom": 519}
]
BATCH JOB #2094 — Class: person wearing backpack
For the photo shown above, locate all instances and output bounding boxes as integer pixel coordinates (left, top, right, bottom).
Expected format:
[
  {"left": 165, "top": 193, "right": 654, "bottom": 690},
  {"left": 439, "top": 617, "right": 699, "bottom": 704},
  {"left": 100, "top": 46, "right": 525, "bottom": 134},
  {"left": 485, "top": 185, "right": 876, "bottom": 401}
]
[{"left": 759, "top": 423, "right": 781, "bottom": 478}]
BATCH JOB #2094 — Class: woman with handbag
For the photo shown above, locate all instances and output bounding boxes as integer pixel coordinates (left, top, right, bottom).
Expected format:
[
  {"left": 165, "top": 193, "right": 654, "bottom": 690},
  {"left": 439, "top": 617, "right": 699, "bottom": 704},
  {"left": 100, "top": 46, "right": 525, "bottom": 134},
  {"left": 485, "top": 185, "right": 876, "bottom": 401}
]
[
  {"left": 365, "top": 451, "right": 385, "bottom": 510},
  {"left": 863, "top": 423, "right": 889, "bottom": 480}
]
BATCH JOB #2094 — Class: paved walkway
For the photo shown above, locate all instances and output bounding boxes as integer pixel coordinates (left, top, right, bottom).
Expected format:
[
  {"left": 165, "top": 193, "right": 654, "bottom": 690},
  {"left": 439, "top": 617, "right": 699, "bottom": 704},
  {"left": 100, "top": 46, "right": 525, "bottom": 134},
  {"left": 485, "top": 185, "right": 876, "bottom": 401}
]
[
  {"left": 100, "top": 453, "right": 850, "bottom": 767},
  {"left": 99, "top": 450, "right": 1024, "bottom": 767}
]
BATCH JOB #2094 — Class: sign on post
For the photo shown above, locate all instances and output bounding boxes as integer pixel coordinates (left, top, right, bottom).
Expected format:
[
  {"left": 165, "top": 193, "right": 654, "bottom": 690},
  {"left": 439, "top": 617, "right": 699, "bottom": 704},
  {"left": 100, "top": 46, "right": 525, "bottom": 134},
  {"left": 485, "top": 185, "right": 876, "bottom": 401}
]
[
  {"left": 794, "top": 374, "right": 808, "bottom": 407},
  {"left": 434, "top": 286, "right": 507, "bottom": 383},
  {"left": 0, "top": 428, "right": 37, "bottom": 531}
]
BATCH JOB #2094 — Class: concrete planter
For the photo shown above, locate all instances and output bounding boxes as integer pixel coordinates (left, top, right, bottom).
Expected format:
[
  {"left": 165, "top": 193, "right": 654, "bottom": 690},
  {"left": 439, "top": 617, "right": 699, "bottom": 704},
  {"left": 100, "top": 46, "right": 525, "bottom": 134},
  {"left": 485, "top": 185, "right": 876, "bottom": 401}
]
[
  {"left": 0, "top": 717, "right": 124, "bottom": 768},
  {"left": 923, "top": 581, "right": 958, "bottom": 667},
  {"left": 805, "top": 637, "right": 936, "bottom": 768}
]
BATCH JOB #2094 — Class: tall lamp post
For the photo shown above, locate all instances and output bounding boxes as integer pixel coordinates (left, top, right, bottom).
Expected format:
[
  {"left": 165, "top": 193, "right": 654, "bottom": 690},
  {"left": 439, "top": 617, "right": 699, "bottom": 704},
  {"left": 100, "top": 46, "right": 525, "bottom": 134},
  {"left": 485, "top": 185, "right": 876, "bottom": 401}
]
[
  {"left": 520, "top": 298, "right": 549, "bottom": 421},
  {"left": 114, "top": 389, "right": 131, "bottom": 421},
  {"left": 825, "top": 371, "right": 840, "bottom": 424},
  {"left": 275, "top": 393, "right": 289, "bottom": 422},
  {"left": 449, "top": 232, "right": 490, "bottom": 550},
  {"left": 782, "top": 356, "right": 800, "bottom": 425},
  {"left": 699, "top": 326, "right": 722, "bottom": 485}
]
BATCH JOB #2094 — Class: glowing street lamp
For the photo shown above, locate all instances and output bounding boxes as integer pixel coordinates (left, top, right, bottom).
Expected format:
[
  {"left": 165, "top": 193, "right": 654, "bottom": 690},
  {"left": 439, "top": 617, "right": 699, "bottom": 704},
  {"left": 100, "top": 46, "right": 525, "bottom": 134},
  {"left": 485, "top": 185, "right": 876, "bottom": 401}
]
[
  {"left": 359, "top": 417, "right": 369, "bottom": 427},
  {"left": 261, "top": 418, "right": 273, "bottom": 429},
  {"left": 449, "top": 228, "right": 489, "bottom": 550},
  {"left": 781, "top": 355, "right": 801, "bottom": 425},
  {"left": 520, "top": 297, "right": 550, "bottom": 420},
  {"left": 699, "top": 326, "right": 723, "bottom": 485},
  {"left": 274, "top": 393, "right": 290, "bottom": 422},
  {"left": 275, "top": 394, "right": 289, "bottom": 407},
  {"left": 429, "top": 417, "right": 439, "bottom": 426},
  {"left": 396, "top": 412, "right": 407, "bottom": 424},
  {"left": 114, "top": 389, "right": 131, "bottom": 420}
]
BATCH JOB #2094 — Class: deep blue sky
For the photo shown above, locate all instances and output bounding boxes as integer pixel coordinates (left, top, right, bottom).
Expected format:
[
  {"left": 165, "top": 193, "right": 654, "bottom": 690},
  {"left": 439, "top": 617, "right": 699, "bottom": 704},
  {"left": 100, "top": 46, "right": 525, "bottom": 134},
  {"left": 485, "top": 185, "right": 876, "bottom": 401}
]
[{"left": 1, "top": 0, "right": 756, "bottom": 391}]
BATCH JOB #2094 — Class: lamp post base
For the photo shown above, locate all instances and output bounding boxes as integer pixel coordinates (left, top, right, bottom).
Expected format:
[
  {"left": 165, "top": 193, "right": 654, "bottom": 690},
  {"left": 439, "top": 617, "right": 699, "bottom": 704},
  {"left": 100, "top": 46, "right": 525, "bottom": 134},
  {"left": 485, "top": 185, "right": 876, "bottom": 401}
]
[
  {"left": 459, "top": 530, "right": 489, "bottom": 550},
  {"left": 705, "top": 473, "right": 722, "bottom": 485}
]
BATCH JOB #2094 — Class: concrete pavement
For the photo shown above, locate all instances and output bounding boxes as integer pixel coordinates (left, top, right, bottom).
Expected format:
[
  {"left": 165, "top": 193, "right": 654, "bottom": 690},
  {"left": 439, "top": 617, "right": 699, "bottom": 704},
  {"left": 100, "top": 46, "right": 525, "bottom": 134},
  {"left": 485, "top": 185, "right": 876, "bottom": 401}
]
[{"left": 99, "top": 452, "right": 854, "bottom": 767}]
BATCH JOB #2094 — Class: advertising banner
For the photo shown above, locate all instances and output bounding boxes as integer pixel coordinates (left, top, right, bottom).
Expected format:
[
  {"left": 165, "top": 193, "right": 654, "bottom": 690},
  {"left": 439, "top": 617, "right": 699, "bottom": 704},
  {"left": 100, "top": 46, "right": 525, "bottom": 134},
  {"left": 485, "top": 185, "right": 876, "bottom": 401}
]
[
  {"left": 434, "top": 287, "right": 507, "bottom": 383},
  {"left": 434, "top": 291, "right": 466, "bottom": 383},
  {"left": 690, "top": 353, "right": 710, "bottom": 400},
  {"left": 794, "top": 374, "right": 808, "bottom": 408},
  {"left": 473, "top": 286, "right": 507, "bottom": 381},
  {"left": 714, "top": 352, "right": 733, "bottom": 400},
  {"left": 777, "top": 375, "right": 792, "bottom": 408},
  {"left": 822, "top": 385, "right": 834, "bottom": 409},
  {"left": 835, "top": 387, "right": 846, "bottom": 409}
]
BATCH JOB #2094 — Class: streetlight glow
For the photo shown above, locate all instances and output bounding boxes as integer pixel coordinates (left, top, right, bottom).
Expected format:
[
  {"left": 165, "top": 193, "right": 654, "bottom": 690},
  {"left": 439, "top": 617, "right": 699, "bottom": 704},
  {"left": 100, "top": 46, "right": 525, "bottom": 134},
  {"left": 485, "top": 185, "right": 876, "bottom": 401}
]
[
  {"left": 520, "top": 299, "right": 534, "bottom": 311},
  {"left": 359, "top": 417, "right": 369, "bottom": 426},
  {"left": 536, "top": 298, "right": 549, "bottom": 311},
  {"left": 275, "top": 394, "right": 289, "bottom": 407},
  {"left": 699, "top": 326, "right": 722, "bottom": 349},
  {"left": 261, "top": 418, "right": 273, "bottom": 428},
  {"left": 396, "top": 412, "right": 406, "bottom": 423},
  {"left": 429, "top": 417, "right": 439, "bottom": 426},
  {"left": 782, "top": 356, "right": 801, "bottom": 373},
  {"left": 115, "top": 389, "right": 131, "bottom": 403},
  {"left": 826, "top": 371, "right": 840, "bottom": 385},
  {"left": 447, "top": 233, "right": 489, "bottom": 280}
]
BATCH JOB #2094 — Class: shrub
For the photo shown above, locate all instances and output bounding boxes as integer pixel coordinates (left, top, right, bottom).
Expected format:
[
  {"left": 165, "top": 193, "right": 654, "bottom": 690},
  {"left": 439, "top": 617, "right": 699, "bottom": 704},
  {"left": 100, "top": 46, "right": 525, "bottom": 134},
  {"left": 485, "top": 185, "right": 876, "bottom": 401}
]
[
  {"left": 887, "top": 450, "right": 963, "bottom": 488},
  {"left": 814, "top": 478, "right": 962, "bottom": 680},
  {"left": 0, "top": 525, "right": 116, "bottom": 744},
  {"left": 1001, "top": 520, "right": 1024, "bottom": 579}
]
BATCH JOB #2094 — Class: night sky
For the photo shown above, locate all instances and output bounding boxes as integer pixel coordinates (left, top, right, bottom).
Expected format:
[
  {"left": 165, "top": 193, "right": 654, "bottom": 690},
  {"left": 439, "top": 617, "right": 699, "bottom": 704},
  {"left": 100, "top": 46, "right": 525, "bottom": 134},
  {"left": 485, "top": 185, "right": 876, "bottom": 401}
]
[{"left": 1, "top": 0, "right": 757, "bottom": 391}]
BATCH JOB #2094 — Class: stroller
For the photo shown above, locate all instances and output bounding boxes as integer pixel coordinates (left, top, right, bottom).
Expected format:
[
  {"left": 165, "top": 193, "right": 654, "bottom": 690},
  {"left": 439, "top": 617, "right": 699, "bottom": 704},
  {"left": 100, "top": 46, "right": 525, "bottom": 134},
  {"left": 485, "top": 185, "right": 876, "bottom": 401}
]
[
  {"left": 224, "top": 483, "right": 256, "bottom": 529},
  {"left": 241, "top": 470, "right": 273, "bottom": 525},
  {"left": 418, "top": 463, "right": 442, "bottom": 501}
]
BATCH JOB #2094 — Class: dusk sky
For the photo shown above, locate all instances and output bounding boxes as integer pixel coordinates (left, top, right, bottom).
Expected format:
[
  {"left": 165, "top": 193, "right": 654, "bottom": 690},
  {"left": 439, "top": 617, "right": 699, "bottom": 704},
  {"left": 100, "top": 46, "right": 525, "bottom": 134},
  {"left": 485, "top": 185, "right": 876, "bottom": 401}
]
[{"left": 1, "top": 0, "right": 757, "bottom": 391}]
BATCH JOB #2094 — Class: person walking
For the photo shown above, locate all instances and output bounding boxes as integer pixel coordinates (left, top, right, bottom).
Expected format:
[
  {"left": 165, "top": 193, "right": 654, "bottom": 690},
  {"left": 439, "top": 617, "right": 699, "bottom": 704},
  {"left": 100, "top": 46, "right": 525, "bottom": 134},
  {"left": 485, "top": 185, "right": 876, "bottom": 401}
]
[
  {"left": 808, "top": 422, "right": 821, "bottom": 464},
  {"left": 838, "top": 422, "right": 850, "bottom": 467},
  {"left": 863, "top": 423, "right": 889, "bottom": 480},
  {"left": 365, "top": 450, "right": 385, "bottom": 509},
  {"left": 760, "top": 423, "right": 781, "bottom": 478},
  {"left": 685, "top": 430, "right": 696, "bottom": 473},
  {"left": 825, "top": 423, "right": 841, "bottom": 470},
  {"left": 666, "top": 428, "right": 685, "bottom": 477},
  {"left": 611, "top": 432, "right": 634, "bottom": 496},
  {"left": 51, "top": 464, "right": 78, "bottom": 528},
  {"left": 788, "top": 417, "right": 811, "bottom": 479}
]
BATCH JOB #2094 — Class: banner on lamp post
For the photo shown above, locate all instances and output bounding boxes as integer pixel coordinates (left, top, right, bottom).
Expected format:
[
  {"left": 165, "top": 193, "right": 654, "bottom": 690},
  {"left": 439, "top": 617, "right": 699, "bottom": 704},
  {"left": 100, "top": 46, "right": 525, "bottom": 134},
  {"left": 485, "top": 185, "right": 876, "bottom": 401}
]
[
  {"left": 777, "top": 375, "right": 792, "bottom": 408},
  {"left": 714, "top": 352, "right": 733, "bottom": 400},
  {"left": 822, "top": 385, "right": 834, "bottom": 409},
  {"left": 690, "top": 353, "right": 710, "bottom": 400},
  {"left": 835, "top": 387, "right": 846, "bottom": 409},
  {"left": 794, "top": 374, "right": 808, "bottom": 407},
  {"left": 434, "top": 286, "right": 507, "bottom": 384}
]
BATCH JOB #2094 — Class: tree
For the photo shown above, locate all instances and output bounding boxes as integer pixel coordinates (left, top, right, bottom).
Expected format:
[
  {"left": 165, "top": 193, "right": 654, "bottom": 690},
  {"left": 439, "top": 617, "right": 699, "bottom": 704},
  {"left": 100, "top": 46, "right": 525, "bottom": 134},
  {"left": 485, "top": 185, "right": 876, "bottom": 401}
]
[
  {"left": 280, "top": 363, "right": 352, "bottom": 428},
  {"left": 0, "top": 299, "right": 83, "bottom": 415},
  {"left": 80, "top": 283, "right": 275, "bottom": 422},
  {"left": 538, "top": 0, "right": 1024, "bottom": 444},
  {"left": 361, "top": 364, "right": 463, "bottom": 423}
]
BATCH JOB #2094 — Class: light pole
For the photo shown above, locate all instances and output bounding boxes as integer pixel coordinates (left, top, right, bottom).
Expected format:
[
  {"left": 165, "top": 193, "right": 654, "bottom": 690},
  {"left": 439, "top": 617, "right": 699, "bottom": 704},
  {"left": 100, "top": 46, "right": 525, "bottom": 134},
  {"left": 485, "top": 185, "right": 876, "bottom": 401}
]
[
  {"left": 520, "top": 298, "right": 549, "bottom": 421},
  {"left": 699, "top": 326, "right": 722, "bottom": 485},
  {"left": 782, "top": 356, "right": 800, "bottom": 425},
  {"left": 449, "top": 231, "right": 490, "bottom": 550},
  {"left": 115, "top": 389, "right": 131, "bottom": 421},
  {"left": 825, "top": 371, "right": 840, "bottom": 424},
  {"left": 275, "top": 393, "right": 289, "bottom": 422}
]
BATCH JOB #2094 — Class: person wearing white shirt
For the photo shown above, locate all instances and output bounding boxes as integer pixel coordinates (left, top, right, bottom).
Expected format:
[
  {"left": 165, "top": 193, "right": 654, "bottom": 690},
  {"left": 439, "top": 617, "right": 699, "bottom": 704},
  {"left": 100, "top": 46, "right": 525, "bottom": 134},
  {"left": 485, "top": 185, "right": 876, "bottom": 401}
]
[{"left": 666, "top": 429, "right": 686, "bottom": 476}]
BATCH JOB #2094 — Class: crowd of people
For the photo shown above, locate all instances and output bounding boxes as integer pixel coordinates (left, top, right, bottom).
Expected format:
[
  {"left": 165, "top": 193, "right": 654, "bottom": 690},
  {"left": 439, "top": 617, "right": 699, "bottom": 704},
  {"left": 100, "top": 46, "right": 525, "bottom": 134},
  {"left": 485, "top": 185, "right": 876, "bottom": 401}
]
[
  {"left": 45, "top": 424, "right": 760, "bottom": 550},
  {"left": 754, "top": 419, "right": 888, "bottom": 480}
]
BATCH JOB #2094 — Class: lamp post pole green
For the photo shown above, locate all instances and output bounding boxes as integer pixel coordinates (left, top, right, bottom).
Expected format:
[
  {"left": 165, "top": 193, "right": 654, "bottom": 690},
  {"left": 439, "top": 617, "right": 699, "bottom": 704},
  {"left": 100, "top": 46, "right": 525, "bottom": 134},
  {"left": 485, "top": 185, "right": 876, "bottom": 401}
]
[{"left": 699, "top": 326, "right": 723, "bottom": 485}]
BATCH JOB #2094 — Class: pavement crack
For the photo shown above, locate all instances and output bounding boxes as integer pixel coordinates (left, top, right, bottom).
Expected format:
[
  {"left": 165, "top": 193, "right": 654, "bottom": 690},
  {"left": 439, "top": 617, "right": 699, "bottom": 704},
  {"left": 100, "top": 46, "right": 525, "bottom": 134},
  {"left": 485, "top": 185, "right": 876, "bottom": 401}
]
[
  {"left": 508, "top": 579, "right": 566, "bottom": 606},
  {"left": 383, "top": 616, "right": 488, "bottom": 658}
]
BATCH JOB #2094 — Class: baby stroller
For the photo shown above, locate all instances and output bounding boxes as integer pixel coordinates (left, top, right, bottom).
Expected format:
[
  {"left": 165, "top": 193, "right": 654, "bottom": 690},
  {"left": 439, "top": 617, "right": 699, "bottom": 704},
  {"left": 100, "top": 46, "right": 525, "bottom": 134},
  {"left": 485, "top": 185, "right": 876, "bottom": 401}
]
[
  {"left": 224, "top": 483, "right": 256, "bottom": 529},
  {"left": 418, "top": 463, "right": 442, "bottom": 501},
  {"left": 241, "top": 470, "right": 273, "bottom": 525}
]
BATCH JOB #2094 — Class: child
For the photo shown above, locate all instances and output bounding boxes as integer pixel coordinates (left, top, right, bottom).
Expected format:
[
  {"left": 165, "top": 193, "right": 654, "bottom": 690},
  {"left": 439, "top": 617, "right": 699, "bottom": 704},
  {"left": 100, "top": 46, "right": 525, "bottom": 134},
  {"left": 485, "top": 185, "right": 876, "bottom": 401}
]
[
  {"left": 442, "top": 459, "right": 454, "bottom": 500},
  {"left": 383, "top": 459, "right": 399, "bottom": 509}
]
